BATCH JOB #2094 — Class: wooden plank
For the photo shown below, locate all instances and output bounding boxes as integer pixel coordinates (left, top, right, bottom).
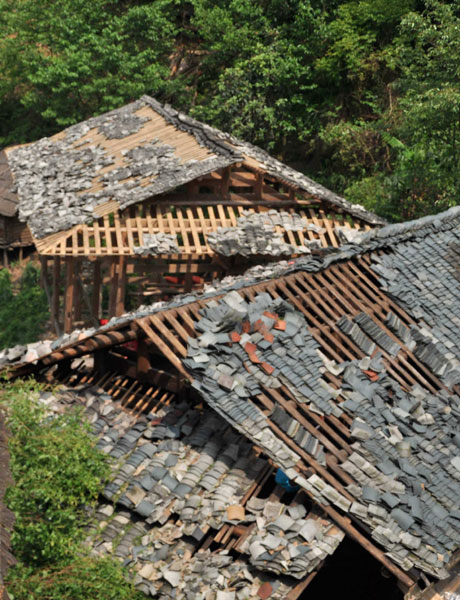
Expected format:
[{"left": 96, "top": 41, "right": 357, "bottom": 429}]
[
  {"left": 186, "top": 207, "right": 202, "bottom": 253},
  {"left": 103, "top": 215, "right": 112, "bottom": 254}
]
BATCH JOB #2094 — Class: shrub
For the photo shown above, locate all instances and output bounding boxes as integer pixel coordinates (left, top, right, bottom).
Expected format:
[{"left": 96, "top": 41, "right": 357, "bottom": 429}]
[
  {"left": 0, "top": 264, "right": 50, "bottom": 350},
  {"left": 1, "top": 378, "right": 109, "bottom": 565}
]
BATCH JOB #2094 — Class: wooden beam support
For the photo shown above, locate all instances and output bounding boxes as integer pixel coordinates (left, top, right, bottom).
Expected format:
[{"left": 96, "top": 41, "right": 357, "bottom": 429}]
[
  {"left": 64, "top": 257, "right": 75, "bottom": 333},
  {"left": 52, "top": 257, "right": 61, "bottom": 336},
  {"left": 92, "top": 260, "right": 101, "bottom": 322}
]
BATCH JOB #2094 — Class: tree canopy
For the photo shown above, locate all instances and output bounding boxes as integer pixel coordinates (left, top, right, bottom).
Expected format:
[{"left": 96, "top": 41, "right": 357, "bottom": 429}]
[{"left": 1, "top": 0, "right": 460, "bottom": 220}]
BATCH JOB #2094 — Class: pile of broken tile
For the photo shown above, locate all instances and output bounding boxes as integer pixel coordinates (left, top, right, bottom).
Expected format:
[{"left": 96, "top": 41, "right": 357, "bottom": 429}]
[
  {"left": 183, "top": 285, "right": 460, "bottom": 579},
  {"left": 207, "top": 212, "right": 322, "bottom": 257},
  {"left": 133, "top": 233, "right": 180, "bottom": 256},
  {"left": 184, "top": 291, "right": 335, "bottom": 468},
  {"left": 35, "top": 382, "right": 343, "bottom": 598}
]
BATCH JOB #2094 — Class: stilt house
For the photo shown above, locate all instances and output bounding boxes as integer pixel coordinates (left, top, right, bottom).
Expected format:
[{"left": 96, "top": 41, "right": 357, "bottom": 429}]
[{"left": 1, "top": 96, "right": 384, "bottom": 333}]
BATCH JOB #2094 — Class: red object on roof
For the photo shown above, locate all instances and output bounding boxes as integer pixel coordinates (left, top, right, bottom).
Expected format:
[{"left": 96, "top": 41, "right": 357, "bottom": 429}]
[
  {"left": 274, "top": 320, "right": 286, "bottom": 331},
  {"left": 229, "top": 331, "right": 241, "bottom": 343},
  {"left": 261, "top": 362, "right": 275, "bottom": 375},
  {"left": 244, "top": 342, "right": 257, "bottom": 354}
]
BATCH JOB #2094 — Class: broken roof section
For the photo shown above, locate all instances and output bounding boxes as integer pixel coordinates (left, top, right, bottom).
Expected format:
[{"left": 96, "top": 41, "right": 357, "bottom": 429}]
[
  {"left": 36, "top": 376, "right": 344, "bottom": 598},
  {"left": 5, "top": 95, "right": 384, "bottom": 240},
  {"left": 5, "top": 207, "right": 460, "bottom": 593}
]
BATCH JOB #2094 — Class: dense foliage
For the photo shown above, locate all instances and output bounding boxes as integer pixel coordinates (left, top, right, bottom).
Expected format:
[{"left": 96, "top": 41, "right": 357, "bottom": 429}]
[
  {"left": 0, "top": 0, "right": 460, "bottom": 219},
  {"left": 0, "top": 264, "right": 49, "bottom": 349},
  {"left": 1, "top": 379, "right": 143, "bottom": 599}
]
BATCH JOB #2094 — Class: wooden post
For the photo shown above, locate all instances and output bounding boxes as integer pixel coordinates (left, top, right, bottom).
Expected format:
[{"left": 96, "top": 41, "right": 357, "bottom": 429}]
[
  {"left": 220, "top": 166, "right": 231, "bottom": 198},
  {"left": 40, "top": 256, "right": 61, "bottom": 336},
  {"left": 3, "top": 249, "right": 8, "bottom": 268},
  {"left": 73, "top": 259, "right": 82, "bottom": 323},
  {"left": 52, "top": 257, "right": 61, "bottom": 335},
  {"left": 64, "top": 257, "right": 75, "bottom": 333},
  {"left": 19, "top": 247, "right": 23, "bottom": 264},
  {"left": 92, "top": 260, "right": 101, "bottom": 322},
  {"left": 116, "top": 256, "right": 126, "bottom": 317},
  {"left": 108, "top": 258, "right": 119, "bottom": 319},
  {"left": 254, "top": 172, "right": 263, "bottom": 200}
]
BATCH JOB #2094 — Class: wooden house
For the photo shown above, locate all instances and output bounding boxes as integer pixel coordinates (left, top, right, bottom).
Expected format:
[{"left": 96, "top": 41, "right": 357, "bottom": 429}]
[{"left": 2, "top": 96, "right": 384, "bottom": 332}]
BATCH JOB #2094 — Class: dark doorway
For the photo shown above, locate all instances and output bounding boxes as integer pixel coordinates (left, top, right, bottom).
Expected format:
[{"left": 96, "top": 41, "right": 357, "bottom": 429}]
[{"left": 301, "top": 537, "right": 404, "bottom": 600}]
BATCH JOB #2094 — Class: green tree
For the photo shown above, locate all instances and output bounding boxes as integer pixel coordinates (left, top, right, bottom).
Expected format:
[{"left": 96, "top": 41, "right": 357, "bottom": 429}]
[
  {"left": 0, "top": 264, "right": 49, "bottom": 349},
  {"left": 1, "top": 378, "right": 143, "bottom": 599},
  {"left": 0, "top": 0, "right": 185, "bottom": 145}
]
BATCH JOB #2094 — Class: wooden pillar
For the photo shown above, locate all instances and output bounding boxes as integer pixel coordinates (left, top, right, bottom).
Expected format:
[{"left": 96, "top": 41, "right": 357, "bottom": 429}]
[
  {"left": 116, "top": 256, "right": 126, "bottom": 317},
  {"left": 3, "top": 249, "right": 8, "bottom": 268},
  {"left": 108, "top": 258, "right": 119, "bottom": 319},
  {"left": 184, "top": 256, "right": 193, "bottom": 293},
  {"left": 220, "top": 166, "right": 231, "bottom": 198},
  {"left": 64, "top": 257, "right": 75, "bottom": 333},
  {"left": 52, "top": 257, "right": 61, "bottom": 336},
  {"left": 40, "top": 256, "right": 60, "bottom": 336},
  {"left": 254, "top": 172, "right": 263, "bottom": 200},
  {"left": 73, "top": 259, "right": 82, "bottom": 322},
  {"left": 92, "top": 260, "right": 101, "bottom": 322},
  {"left": 19, "top": 247, "right": 23, "bottom": 264}
]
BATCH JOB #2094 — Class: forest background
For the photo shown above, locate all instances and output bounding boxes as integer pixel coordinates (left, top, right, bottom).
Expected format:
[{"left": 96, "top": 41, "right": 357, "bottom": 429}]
[{"left": 1, "top": 0, "right": 460, "bottom": 222}]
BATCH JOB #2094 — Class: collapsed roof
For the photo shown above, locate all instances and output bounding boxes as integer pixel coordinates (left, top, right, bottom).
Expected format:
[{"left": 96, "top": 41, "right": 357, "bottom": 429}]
[
  {"left": 4, "top": 96, "right": 385, "bottom": 240},
  {"left": 36, "top": 380, "right": 343, "bottom": 598},
  {"left": 4, "top": 206, "right": 460, "bottom": 594}
]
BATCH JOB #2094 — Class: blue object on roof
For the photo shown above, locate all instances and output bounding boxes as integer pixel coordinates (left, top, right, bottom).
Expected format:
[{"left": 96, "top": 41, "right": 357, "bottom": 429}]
[{"left": 275, "top": 468, "right": 299, "bottom": 493}]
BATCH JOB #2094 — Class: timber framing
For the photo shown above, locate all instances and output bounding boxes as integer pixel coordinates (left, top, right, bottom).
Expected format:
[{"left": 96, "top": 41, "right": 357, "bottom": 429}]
[{"left": 1, "top": 96, "right": 382, "bottom": 330}]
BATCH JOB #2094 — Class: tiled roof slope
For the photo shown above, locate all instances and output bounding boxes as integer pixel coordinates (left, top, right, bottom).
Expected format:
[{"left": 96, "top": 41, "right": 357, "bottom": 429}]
[
  {"left": 4, "top": 207, "right": 460, "bottom": 586},
  {"left": 38, "top": 382, "right": 344, "bottom": 598},
  {"left": 5, "top": 95, "right": 383, "bottom": 239}
]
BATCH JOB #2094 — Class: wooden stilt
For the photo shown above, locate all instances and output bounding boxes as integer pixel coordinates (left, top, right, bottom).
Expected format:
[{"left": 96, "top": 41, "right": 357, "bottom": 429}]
[
  {"left": 73, "top": 259, "right": 82, "bottom": 322},
  {"left": 52, "top": 257, "right": 61, "bottom": 336},
  {"left": 64, "top": 257, "right": 75, "bottom": 333},
  {"left": 116, "top": 256, "right": 126, "bottom": 317},
  {"left": 92, "top": 260, "right": 101, "bottom": 323},
  {"left": 108, "top": 258, "right": 119, "bottom": 318},
  {"left": 40, "top": 256, "right": 61, "bottom": 335}
]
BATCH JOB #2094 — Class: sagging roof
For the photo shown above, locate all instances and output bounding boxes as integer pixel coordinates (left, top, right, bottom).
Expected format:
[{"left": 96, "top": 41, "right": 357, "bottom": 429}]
[
  {"left": 4, "top": 96, "right": 384, "bottom": 241},
  {"left": 4, "top": 206, "right": 460, "bottom": 590},
  {"left": 35, "top": 376, "right": 344, "bottom": 598}
]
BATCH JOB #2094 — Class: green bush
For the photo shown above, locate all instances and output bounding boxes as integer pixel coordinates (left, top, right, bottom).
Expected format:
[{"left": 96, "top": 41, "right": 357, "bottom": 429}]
[
  {"left": 1, "top": 379, "right": 143, "bottom": 599},
  {"left": 0, "top": 264, "right": 50, "bottom": 350},
  {"left": 1, "top": 378, "right": 109, "bottom": 565},
  {"left": 6, "top": 556, "right": 144, "bottom": 600}
]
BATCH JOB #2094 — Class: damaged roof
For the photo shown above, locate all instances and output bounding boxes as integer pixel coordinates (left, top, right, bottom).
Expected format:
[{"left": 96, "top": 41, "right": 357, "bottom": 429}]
[
  {"left": 5, "top": 206, "right": 460, "bottom": 590},
  {"left": 4, "top": 96, "right": 384, "bottom": 239},
  {"left": 36, "top": 378, "right": 344, "bottom": 598}
]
